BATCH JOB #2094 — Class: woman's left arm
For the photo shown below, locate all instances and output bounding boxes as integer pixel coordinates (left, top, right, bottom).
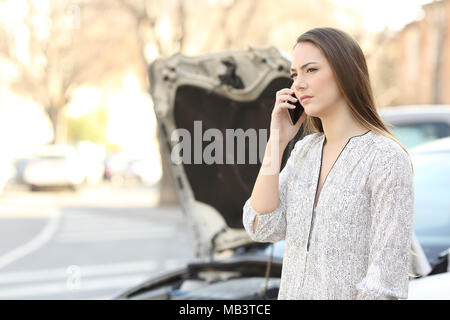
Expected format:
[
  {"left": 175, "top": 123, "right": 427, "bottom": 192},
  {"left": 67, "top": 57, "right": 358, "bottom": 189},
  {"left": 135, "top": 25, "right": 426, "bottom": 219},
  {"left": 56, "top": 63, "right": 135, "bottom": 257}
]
[{"left": 355, "top": 150, "right": 415, "bottom": 300}]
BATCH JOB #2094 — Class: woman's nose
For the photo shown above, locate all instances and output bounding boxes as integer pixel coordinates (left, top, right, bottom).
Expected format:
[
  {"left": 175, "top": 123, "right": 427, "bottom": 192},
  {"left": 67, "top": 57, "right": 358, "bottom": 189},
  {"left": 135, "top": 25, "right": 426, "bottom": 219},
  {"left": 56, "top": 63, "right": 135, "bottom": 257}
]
[{"left": 293, "top": 78, "right": 307, "bottom": 90}]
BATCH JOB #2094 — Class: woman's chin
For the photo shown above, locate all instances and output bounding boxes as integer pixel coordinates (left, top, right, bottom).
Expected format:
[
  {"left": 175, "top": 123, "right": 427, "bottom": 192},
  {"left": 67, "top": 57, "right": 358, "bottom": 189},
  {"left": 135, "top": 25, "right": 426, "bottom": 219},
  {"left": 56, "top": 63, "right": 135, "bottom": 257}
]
[{"left": 303, "top": 105, "right": 320, "bottom": 117}]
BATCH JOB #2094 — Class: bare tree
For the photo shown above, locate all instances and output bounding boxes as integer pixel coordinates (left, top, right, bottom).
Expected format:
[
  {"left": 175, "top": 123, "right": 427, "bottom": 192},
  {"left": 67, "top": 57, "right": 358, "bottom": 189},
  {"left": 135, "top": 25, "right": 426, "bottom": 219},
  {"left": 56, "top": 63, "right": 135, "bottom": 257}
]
[
  {"left": 0, "top": 0, "right": 131, "bottom": 143},
  {"left": 115, "top": 0, "right": 193, "bottom": 206}
]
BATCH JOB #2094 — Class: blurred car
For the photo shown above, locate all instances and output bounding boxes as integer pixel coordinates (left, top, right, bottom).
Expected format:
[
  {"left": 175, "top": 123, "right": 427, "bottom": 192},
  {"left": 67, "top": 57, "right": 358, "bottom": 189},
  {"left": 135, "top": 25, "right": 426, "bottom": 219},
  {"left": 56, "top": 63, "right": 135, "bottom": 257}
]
[
  {"left": 409, "top": 137, "right": 450, "bottom": 266},
  {"left": 126, "top": 158, "right": 162, "bottom": 185},
  {"left": 114, "top": 46, "right": 292, "bottom": 299},
  {"left": 76, "top": 141, "right": 106, "bottom": 186},
  {"left": 379, "top": 105, "right": 450, "bottom": 149},
  {"left": 104, "top": 154, "right": 161, "bottom": 186},
  {"left": 407, "top": 136, "right": 450, "bottom": 300},
  {"left": 104, "top": 153, "right": 128, "bottom": 183},
  {"left": 407, "top": 249, "right": 450, "bottom": 300},
  {"left": 23, "top": 144, "right": 86, "bottom": 191},
  {"left": 112, "top": 47, "right": 450, "bottom": 300}
]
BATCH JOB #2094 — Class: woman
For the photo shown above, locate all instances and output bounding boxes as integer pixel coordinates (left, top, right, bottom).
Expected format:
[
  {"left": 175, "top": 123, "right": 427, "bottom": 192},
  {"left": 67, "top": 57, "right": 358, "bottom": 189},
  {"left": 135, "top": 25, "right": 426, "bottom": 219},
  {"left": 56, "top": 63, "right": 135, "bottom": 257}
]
[{"left": 242, "top": 27, "right": 423, "bottom": 300}]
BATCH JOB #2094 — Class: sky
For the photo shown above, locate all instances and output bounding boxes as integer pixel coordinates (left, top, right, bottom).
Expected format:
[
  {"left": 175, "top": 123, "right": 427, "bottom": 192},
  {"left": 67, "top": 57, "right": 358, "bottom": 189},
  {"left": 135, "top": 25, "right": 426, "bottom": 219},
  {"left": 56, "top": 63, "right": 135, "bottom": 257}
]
[
  {"left": 0, "top": 0, "right": 435, "bottom": 33},
  {"left": 336, "top": 0, "right": 433, "bottom": 33}
]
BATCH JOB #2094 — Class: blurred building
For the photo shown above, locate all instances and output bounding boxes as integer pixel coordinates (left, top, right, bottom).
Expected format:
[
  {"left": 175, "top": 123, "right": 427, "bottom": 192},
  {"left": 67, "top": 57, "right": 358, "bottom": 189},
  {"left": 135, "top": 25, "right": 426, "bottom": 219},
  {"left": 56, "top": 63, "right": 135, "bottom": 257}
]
[{"left": 391, "top": 0, "right": 450, "bottom": 105}]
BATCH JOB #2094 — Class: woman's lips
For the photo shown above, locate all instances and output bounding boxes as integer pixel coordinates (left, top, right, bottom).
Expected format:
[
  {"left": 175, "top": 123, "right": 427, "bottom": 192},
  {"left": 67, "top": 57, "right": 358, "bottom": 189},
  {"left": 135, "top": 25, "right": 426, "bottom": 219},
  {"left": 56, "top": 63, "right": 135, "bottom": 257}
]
[{"left": 301, "top": 96, "right": 313, "bottom": 103}]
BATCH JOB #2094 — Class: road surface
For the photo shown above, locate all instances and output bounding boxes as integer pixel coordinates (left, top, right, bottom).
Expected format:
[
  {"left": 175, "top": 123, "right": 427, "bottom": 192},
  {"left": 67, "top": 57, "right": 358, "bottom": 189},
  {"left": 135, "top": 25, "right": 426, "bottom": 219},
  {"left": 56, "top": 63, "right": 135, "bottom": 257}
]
[{"left": 0, "top": 183, "right": 196, "bottom": 299}]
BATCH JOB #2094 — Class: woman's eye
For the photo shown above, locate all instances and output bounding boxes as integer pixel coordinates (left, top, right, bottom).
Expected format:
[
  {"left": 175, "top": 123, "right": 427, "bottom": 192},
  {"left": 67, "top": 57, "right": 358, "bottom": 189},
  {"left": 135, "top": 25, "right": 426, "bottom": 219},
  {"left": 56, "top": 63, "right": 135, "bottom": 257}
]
[{"left": 290, "top": 68, "right": 316, "bottom": 79}]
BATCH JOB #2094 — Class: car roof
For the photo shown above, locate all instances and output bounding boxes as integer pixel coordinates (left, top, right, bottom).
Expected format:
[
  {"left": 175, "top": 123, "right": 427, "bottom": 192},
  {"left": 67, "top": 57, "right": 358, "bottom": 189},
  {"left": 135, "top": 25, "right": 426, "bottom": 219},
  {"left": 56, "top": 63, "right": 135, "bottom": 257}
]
[
  {"left": 379, "top": 105, "right": 450, "bottom": 124},
  {"left": 410, "top": 137, "right": 450, "bottom": 154},
  {"left": 380, "top": 105, "right": 450, "bottom": 114}
]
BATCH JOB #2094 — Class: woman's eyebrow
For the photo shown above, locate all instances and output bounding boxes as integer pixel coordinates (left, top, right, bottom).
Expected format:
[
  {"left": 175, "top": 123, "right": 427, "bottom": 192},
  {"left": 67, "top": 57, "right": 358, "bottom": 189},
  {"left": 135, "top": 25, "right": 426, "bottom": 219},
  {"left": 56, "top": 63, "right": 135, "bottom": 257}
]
[{"left": 290, "top": 61, "right": 319, "bottom": 72}]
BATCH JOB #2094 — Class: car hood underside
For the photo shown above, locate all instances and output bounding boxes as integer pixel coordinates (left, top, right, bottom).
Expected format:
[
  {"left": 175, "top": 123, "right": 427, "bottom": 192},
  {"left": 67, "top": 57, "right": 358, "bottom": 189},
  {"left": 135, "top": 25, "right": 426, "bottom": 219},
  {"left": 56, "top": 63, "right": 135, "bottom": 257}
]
[{"left": 149, "top": 47, "right": 300, "bottom": 257}]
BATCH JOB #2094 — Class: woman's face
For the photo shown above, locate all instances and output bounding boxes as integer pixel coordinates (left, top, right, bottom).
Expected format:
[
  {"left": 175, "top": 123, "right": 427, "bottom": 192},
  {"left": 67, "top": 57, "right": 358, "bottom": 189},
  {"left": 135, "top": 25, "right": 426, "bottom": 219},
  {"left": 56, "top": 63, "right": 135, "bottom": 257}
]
[{"left": 290, "top": 42, "right": 344, "bottom": 118}]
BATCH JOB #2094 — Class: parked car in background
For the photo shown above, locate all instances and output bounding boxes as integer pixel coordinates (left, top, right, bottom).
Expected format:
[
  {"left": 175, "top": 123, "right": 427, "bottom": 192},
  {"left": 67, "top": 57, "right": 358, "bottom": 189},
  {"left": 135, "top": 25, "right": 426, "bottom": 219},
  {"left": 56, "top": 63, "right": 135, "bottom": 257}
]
[
  {"left": 104, "top": 153, "right": 128, "bottom": 184},
  {"left": 126, "top": 157, "right": 162, "bottom": 186},
  {"left": 379, "top": 105, "right": 450, "bottom": 149},
  {"left": 104, "top": 153, "right": 161, "bottom": 186},
  {"left": 23, "top": 144, "right": 86, "bottom": 191},
  {"left": 76, "top": 141, "right": 106, "bottom": 186},
  {"left": 407, "top": 249, "right": 450, "bottom": 300},
  {"left": 113, "top": 47, "right": 450, "bottom": 300},
  {"left": 409, "top": 137, "right": 450, "bottom": 267}
]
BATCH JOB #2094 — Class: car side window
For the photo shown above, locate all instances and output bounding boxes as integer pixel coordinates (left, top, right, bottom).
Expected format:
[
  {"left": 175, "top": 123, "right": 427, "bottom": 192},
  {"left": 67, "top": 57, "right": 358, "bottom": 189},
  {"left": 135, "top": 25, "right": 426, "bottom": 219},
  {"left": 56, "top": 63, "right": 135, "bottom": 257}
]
[{"left": 391, "top": 122, "right": 450, "bottom": 149}]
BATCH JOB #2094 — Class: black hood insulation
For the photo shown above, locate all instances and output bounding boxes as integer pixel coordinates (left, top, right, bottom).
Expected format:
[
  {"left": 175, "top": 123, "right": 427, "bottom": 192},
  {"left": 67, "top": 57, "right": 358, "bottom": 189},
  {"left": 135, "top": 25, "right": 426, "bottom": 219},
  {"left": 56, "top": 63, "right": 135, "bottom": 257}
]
[{"left": 173, "top": 77, "right": 304, "bottom": 228}]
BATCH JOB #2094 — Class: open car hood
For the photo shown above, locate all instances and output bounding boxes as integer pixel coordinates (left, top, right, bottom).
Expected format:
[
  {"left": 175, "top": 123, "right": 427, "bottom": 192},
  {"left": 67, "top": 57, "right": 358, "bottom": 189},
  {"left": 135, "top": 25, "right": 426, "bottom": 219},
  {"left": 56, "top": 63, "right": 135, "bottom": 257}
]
[{"left": 148, "top": 46, "right": 303, "bottom": 258}]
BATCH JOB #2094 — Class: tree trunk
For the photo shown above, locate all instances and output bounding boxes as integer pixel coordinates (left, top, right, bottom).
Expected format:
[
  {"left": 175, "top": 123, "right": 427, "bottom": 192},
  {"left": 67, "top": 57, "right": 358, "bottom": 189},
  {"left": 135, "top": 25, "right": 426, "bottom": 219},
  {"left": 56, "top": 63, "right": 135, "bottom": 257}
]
[
  {"left": 47, "top": 106, "right": 67, "bottom": 144},
  {"left": 156, "top": 125, "right": 180, "bottom": 206}
]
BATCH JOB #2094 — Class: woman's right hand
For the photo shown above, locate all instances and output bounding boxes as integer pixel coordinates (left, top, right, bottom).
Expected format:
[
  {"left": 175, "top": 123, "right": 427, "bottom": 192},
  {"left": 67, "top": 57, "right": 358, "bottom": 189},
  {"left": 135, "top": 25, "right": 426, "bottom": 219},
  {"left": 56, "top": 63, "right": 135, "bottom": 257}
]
[{"left": 270, "top": 88, "right": 307, "bottom": 146}]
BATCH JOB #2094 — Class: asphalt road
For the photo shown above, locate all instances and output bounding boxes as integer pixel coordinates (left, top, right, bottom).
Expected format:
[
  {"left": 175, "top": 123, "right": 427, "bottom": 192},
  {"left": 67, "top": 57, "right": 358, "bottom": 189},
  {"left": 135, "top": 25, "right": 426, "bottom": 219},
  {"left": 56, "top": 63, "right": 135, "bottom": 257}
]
[{"left": 0, "top": 183, "right": 196, "bottom": 300}]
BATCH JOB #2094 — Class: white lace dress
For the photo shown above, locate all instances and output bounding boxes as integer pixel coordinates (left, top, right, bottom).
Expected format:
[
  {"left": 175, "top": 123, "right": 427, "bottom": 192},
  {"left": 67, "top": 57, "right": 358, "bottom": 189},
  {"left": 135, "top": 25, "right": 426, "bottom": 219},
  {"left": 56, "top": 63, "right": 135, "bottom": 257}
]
[{"left": 243, "top": 130, "right": 418, "bottom": 300}]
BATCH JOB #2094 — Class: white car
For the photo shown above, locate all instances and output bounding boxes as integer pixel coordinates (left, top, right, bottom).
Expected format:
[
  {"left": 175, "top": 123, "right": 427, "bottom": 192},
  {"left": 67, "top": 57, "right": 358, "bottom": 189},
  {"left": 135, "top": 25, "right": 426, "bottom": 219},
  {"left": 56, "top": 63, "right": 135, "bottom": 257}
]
[
  {"left": 405, "top": 138, "right": 450, "bottom": 299},
  {"left": 408, "top": 249, "right": 450, "bottom": 300},
  {"left": 408, "top": 268, "right": 450, "bottom": 300},
  {"left": 23, "top": 144, "right": 86, "bottom": 190},
  {"left": 379, "top": 105, "right": 450, "bottom": 149}
]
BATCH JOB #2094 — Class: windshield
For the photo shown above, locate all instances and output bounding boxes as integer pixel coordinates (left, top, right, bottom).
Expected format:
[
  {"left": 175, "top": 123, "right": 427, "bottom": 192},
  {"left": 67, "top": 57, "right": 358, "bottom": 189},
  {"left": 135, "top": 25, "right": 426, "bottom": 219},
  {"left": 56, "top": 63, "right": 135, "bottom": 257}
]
[
  {"left": 391, "top": 122, "right": 450, "bottom": 149},
  {"left": 412, "top": 152, "right": 450, "bottom": 251}
]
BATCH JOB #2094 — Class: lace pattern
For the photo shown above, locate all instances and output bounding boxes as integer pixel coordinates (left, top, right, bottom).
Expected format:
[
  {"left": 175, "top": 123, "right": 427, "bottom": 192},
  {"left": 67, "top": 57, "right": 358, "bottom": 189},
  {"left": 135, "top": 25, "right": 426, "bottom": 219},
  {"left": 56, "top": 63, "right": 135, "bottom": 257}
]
[{"left": 243, "top": 131, "right": 415, "bottom": 300}]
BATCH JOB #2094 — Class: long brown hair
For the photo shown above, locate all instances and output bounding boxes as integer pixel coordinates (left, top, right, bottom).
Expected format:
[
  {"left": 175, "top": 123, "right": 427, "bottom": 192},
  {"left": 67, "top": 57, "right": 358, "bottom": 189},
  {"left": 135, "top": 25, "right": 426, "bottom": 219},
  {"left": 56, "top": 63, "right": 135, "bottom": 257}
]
[{"left": 294, "top": 27, "right": 410, "bottom": 157}]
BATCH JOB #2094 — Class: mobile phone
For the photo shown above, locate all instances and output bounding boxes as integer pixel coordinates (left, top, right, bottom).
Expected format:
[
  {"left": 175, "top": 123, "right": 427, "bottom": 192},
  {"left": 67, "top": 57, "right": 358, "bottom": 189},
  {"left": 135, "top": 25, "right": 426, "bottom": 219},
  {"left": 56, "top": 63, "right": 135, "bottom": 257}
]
[{"left": 287, "top": 93, "right": 304, "bottom": 125}]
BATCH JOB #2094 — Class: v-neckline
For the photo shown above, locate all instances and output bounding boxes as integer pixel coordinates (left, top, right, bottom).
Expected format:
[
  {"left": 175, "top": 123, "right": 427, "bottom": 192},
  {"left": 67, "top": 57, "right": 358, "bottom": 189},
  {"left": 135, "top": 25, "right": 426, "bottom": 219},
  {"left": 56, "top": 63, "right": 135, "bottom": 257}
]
[{"left": 313, "top": 130, "right": 371, "bottom": 210}]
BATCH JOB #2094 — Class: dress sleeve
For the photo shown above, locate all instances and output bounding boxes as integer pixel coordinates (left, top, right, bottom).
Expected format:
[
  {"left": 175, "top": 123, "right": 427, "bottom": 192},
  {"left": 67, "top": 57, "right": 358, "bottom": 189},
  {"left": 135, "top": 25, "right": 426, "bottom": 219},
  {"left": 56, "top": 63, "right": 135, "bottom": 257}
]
[
  {"left": 242, "top": 134, "right": 312, "bottom": 243},
  {"left": 355, "top": 149, "right": 415, "bottom": 300}
]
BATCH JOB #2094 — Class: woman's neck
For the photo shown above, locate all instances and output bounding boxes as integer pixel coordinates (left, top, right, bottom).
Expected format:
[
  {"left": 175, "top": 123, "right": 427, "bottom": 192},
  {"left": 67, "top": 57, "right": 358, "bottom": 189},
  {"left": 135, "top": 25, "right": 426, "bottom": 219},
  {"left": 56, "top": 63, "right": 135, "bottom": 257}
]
[{"left": 320, "top": 105, "right": 369, "bottom": 146}]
